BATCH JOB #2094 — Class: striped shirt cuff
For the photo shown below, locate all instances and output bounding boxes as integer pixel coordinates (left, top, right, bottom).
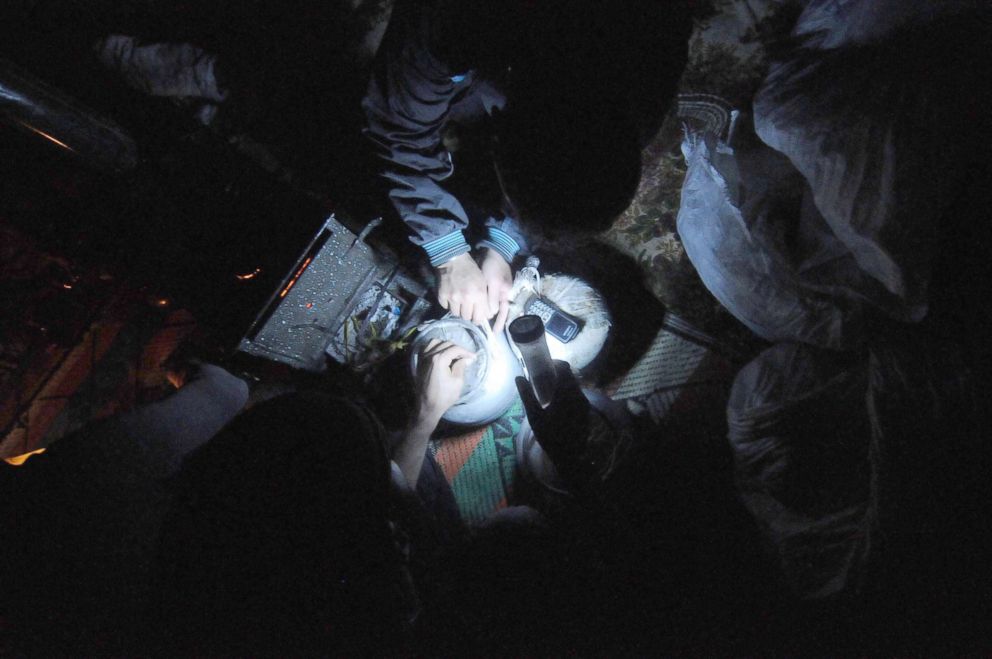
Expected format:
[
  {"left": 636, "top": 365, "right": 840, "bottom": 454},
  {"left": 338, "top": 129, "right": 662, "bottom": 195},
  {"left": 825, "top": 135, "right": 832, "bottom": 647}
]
[
  {"left": 477, "top": 227, "right": 521, "bottom": 264},
  {"left": 423, "top": 230, "right": 471, "bottom": 267}
]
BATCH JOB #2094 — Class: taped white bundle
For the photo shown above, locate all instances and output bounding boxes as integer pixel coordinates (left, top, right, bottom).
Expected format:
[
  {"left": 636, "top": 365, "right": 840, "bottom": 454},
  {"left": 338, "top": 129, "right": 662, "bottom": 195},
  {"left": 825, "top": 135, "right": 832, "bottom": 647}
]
[{"left": 508, "top": 264, "right": 611, "bottom": 374}]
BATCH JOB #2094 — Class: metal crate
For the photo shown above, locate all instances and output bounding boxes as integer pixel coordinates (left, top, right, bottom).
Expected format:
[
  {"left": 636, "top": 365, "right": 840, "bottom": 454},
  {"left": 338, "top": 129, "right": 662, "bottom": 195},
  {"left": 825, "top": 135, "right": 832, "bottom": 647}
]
[{"left": 239, "top": 215, "right": 430, "bottom": 372}]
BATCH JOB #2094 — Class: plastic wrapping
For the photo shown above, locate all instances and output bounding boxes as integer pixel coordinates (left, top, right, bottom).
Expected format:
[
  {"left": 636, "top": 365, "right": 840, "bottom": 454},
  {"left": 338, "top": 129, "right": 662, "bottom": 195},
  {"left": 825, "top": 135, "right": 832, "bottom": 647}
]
[
  {"left": 676, "top": 131, "right": 873, "bottom": 349},
  {"left": 409, "top": 316, "right": 522, "bottom": 426},
  {"left": 751, "top": 0, "right": 988, "bottom": 332},
  {"left": 728, "top": 343, "right": 871, "bottom": 598}
]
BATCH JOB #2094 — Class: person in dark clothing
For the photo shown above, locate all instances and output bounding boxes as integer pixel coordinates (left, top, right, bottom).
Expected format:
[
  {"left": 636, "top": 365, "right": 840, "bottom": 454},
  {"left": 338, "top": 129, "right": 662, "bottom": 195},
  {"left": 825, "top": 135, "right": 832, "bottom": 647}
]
[
  {"left": 157, "top": 339, "right": 474, "bottom": 655},
  {"left": 0, "top": 339, "right": 472, "bottom": 655},
  {"left": 0, "top": 363, "right": 249, "bottom": 655},
  {"left": 363, "top": 0, "right": 690, "bottom": 331},
  {"left": 155, "top": 391, "right": 413, "bottom": 656}
]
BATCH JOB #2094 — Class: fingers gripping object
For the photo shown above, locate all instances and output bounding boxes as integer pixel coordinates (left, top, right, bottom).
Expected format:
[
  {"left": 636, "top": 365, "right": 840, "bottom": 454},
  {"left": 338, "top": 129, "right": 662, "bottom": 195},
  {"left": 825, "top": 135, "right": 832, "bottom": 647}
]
[
  {"left": 514, "top": 359, "right": 591, "bottom": 462},
  {"left": 415, "top": 339, "right": 476, "bottom": 421},
  {"left": 409, "top": 315, "right": 523, "bottom": 426}
]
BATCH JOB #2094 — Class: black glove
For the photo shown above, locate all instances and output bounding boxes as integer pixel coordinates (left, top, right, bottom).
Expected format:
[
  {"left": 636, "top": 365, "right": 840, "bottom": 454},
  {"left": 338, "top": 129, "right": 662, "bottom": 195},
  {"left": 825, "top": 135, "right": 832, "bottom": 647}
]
[{"left": 515, "top": 360, "right": 591, "bottom": 468}]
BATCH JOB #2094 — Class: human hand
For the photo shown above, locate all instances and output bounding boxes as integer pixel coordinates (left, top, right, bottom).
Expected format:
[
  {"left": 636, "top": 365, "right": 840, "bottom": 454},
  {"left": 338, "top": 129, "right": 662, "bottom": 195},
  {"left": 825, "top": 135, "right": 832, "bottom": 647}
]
[
  {"left": 480, "top": 249, "right": 512, "bottom": 333},
  {"left": 515, "top": 360, "right": 590, "bottom": 457},
  {"left": 436, "top": 253, "right": 489, "bottom": 326},
  {"left": 415, "top": 338, "right": 476, "bottom": 425}
]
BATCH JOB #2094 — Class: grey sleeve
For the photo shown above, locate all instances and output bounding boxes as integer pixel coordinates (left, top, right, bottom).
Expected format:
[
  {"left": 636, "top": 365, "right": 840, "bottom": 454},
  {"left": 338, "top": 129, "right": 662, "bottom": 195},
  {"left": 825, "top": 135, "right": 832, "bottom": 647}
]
[
  {"left": 479, "top": 214, "right": 528, "bottom": 263},
  {"left": 361, "top": 3, "right": 473, "bottom": 266}
]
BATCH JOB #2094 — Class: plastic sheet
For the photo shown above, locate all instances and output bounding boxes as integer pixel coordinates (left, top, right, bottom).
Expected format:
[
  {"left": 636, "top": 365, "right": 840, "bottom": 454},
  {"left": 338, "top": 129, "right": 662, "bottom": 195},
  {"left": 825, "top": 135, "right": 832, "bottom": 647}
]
[
  {"left": 728, "top": 343, "right": 871, "bottom": 598},
  {"left": 676, "top": 131, "right": 873, "bottom": 349},
  {"left": 752, "top": 0, "right": 988, "bottom": 331}
]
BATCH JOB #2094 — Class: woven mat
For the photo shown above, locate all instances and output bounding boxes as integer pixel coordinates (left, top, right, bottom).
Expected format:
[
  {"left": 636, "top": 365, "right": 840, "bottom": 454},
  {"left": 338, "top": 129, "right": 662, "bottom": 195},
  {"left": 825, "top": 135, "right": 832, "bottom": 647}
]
[
  {"left": 614, "top": 313, "right": 737, "bottom": 425},
  {"left": 428, "top": 398, "right": 525, "bottom": 525}
]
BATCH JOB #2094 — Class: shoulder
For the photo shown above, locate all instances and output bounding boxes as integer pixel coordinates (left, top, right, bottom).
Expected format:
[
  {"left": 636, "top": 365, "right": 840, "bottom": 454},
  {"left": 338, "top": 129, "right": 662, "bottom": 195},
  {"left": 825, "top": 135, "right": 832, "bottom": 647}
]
[{"left": 373, "top": 0, "right": 458, "bottom": 82}]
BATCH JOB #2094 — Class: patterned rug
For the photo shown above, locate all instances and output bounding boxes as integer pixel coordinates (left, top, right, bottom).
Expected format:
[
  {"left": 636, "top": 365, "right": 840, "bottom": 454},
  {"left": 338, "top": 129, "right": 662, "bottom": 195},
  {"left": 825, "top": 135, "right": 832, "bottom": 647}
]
[{"left": 428, "top": 398, "right": 526, "bottom": 525}]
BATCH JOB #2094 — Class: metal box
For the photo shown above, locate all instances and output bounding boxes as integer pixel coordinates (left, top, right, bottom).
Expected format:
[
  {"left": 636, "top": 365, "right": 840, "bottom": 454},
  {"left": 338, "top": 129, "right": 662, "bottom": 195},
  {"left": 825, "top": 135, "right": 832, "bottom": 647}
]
[{"left": 239, "top": 215, "right": 430, "bottom": 372}]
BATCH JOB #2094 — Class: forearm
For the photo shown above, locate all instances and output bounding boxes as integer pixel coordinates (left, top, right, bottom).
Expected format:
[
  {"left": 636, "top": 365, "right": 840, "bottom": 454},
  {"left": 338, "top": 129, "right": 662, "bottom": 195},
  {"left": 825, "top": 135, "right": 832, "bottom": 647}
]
[
  {"left": 393, "top": 411, "right": 441, "bottom": 489},
  {"left": 380, "top": 168, "right": 471, "bottom": 263},
  {"left": 399, "top": 340, "right": 473, "bottom": 487}
]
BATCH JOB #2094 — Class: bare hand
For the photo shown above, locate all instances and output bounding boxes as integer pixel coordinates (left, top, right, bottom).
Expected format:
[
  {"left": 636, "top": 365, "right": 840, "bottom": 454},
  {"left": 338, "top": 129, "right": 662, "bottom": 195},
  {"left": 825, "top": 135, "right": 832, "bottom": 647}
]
[
  {"left": 436, "top": 253, "right": 489, "bottom": 327},
  {"left": 415, "top": 338, "right": 476, "bottom": 424},
  {"left": 481, "top": 249, "right": 512, "bottom": 333}
]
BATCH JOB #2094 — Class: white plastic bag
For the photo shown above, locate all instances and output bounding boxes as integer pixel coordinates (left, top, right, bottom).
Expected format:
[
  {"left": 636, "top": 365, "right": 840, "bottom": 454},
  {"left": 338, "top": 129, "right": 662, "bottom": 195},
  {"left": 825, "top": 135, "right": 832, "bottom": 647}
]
[
  {"left": 752, "top": 0, "right": 987, "bottom": 327},
  {"left": 728, "top": 343, "right": 871, "bottom": 598},
  {"left": 677, "top": 131, "right": 874, "bottom": 349}
]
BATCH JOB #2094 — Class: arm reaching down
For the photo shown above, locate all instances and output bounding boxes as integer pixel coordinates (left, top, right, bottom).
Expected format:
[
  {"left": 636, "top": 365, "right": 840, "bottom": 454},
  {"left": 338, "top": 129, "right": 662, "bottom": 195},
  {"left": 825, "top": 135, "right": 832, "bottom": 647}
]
[
  {"left": 362, "top": 1, "right": 473, "bottom": 264},
  {"left": 362, "top": 2, "right": 525, "bottom": 325}
]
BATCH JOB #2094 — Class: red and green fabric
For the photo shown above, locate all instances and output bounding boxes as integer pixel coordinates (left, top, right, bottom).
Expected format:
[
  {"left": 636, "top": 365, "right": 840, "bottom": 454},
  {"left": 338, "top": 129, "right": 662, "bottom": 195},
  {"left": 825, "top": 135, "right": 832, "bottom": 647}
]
[{"left": 429, "top": 397, "right": 525, "bottom": 525}]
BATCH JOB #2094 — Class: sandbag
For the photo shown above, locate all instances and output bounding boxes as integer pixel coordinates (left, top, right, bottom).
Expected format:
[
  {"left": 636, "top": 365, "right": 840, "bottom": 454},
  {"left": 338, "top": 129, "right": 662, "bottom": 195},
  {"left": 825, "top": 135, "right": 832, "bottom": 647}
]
[
  {"left": 728, "top": 343, "right": 871, "bottom": 598},
  {"left": 677, "top": 131, "right": 880, "bottom": 349},
  {"left": 792, "top": 0, "right": 983, "bottom": 51},
  {"left": 728, "top": 331, "right": 987, "bottom": 600},
  {"left": 679, "top": 1, "right": 989, "bottom": 348},
  {"left": 753, "top": 1, "right": 989, "bottom": 326}
]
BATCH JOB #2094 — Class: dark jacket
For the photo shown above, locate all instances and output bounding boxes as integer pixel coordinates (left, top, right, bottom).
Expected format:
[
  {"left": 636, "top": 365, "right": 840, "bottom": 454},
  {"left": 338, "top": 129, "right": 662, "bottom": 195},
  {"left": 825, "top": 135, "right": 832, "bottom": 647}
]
[{"left": 362, "top": 0, "right": 526, "bottom": 268}]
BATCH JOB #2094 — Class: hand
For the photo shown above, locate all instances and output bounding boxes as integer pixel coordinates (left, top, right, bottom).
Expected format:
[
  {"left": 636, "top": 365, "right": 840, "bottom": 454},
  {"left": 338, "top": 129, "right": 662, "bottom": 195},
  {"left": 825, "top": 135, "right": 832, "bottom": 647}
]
[
  {"left": 436, "top": 253, "right": 489, "bottom": 326},
  {"left": 515, "top": 360, "right": 590, "bottom": 458},
  {"left": 415, "top": 338, "right": 476, "bottom": 424},
  {"left": 480, "top": 249, "right": 512, "bottom": 333},
  {"left": 397, "top": 339, "right": 474, "bottom": 489}
]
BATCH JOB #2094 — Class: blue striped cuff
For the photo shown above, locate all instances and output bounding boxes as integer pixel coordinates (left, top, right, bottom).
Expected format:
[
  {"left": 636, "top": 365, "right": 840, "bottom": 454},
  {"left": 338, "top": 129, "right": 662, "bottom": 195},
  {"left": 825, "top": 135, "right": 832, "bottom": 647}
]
[
  {"left": 423, "top": 230, "right": 471, "bottom": 267},
  {"left": 477, "top": 227, "right": 521, "bottom": 264}
]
